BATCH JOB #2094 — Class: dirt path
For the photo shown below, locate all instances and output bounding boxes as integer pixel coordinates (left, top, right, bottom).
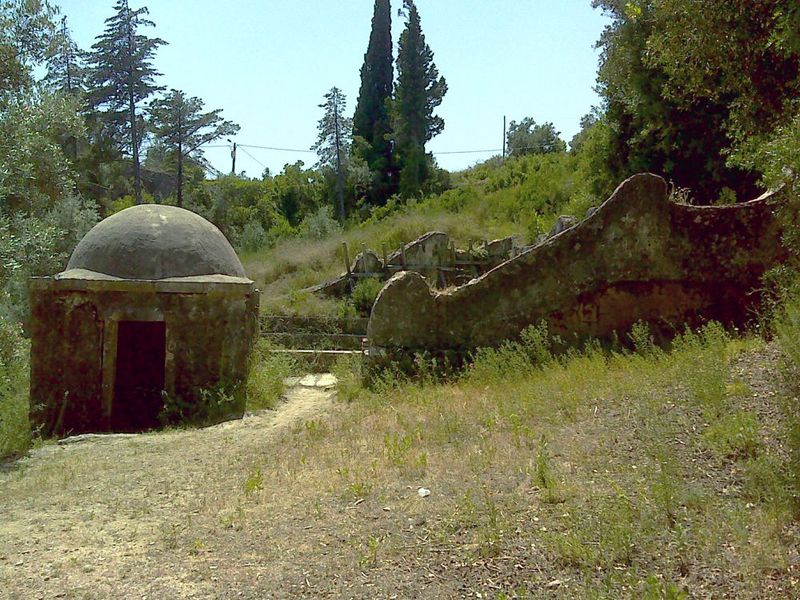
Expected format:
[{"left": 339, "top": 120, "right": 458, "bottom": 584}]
[{"left": 0, "top": 378, "right": 337, "bottom": 600}]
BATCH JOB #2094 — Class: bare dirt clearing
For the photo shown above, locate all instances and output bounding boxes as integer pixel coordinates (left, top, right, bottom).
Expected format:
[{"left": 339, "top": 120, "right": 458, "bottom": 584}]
[{"left": 0, "top": 379, "right": 336, "bottom": 599}]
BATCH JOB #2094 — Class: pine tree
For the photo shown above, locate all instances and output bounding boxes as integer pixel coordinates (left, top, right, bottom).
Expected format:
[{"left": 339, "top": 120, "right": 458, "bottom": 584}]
[
  {"left": 312, "top": 87, "right": 352, "bottom": 223},
  {"left": 44, "top": 17, "right": 85, "bottom": 97},
  {"left": 352, "top": 0, "right": 395, "bottom": 205},
  {"left": 393, "top": 0, "right": 447, "bottom": 198},
  {"left": 43, "top": 16, "right": 87, "bottom": 161},
  {"left": 87, "top": 0, "right": 165, "bottom": 204},
  {"left": 148, "top": 89, "right": 240, "bottom": 207}
]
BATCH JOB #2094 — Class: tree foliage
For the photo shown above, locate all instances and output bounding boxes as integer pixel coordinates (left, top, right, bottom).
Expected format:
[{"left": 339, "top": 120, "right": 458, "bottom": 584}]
[
  {"left": 87, "top": 0, "right": 165, "bottom": 204},
  {"left": 148, "top": 89, "right": 239, "bottom": 206},
  {"left": 0, "top": 0, "right": 57, "bottom": 93},
  {"left": 352, "top": 0, "right": 395, "bottom": 205},
  {"left": 506, "top": 118, "right": 566, "bottom": 157},
  {"left": 593, "top": 0, "right": 800, "bottom": 203},
  {"left": 44, "top": 16, "right": 84, "bottom": 97},
  {"left": 392, "top": 0, "right": 447, "bottom": 199}
]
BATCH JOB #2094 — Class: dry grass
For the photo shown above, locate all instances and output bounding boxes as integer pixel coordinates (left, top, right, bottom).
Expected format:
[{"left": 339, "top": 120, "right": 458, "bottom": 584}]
[
  {"left": 2, "top": 326, "right": 798, "bottom": 598},
  {"left": 241, "top": 194, "right": 523, "bottom": 318}
]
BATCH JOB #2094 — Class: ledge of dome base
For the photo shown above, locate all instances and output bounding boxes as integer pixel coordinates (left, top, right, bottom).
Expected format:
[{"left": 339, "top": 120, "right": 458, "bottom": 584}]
[{"left": 34, "top": 270, "right": 254, "bottom": 294}]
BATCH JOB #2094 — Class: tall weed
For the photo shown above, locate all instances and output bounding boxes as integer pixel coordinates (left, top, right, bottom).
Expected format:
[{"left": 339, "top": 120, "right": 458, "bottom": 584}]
[
  {"left": 246, "top": 340, "right": 298, "bottom": 412},
  {"left": 672, "top": 322, "right": 730, "bottom": 419},
  {"left": 774, "top": 298, "right": 800, "bottom": 507},
  {"left": 0, "top": 316, "right": 31, "bottom": 458}
]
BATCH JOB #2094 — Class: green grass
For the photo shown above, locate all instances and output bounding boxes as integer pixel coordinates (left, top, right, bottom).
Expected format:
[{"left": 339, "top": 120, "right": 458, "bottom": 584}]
[
  {"left": 245, "top": 339, "right": 299, "bottom": 412},
  {"left": 0, "top": 318, "right": 31, "bottom": 459},
  {"left": 260, "top": 321, "right": 797, "bottom": 597}
]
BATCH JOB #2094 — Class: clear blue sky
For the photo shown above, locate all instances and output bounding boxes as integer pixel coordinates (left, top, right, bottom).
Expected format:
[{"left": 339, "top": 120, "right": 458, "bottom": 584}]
[{"left": 56, "top": 1, "right": 609, "bottom": 177}]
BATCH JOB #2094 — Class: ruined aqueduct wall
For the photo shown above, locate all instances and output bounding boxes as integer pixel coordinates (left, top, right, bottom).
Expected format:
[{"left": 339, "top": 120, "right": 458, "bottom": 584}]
[{"left": 367, "top": 173, "right": 786, "bottom": 354}]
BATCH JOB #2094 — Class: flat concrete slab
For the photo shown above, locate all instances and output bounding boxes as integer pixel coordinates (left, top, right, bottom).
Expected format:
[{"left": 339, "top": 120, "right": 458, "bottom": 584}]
[{"left": 284, "top": 373, "right": 338, "bottom": 389}]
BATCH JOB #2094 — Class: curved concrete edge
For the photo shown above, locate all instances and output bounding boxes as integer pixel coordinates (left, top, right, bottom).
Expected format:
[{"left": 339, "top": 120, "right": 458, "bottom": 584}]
[
  {"left": 67, "top": 204, "right": 247, "bottom": 280},
  {"left": 367, "top": 173, "right": 787, "bottom": 355}
]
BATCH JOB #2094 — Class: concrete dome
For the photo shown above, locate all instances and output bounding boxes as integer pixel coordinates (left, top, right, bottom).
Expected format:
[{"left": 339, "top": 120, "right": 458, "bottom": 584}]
[{"left": 65, "top": 204, "right": 247, "bottom": 280}]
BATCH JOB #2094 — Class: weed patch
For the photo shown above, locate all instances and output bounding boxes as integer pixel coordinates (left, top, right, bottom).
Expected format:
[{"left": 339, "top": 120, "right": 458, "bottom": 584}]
[
  {"left": 0, "top": 317, "right": 31, "bottom": 458},
  {"left": 246, "top": 340, "right": 299, "bottom": 412}
]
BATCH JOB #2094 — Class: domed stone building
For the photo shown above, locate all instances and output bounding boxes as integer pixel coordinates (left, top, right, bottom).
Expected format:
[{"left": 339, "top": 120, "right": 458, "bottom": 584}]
[{"left": 29, "top": 205, "right": 259, "bottom": 436}]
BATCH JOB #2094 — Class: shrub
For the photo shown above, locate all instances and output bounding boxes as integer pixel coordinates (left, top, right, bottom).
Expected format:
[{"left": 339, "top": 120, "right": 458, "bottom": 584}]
[
  {"left": 350, "top": 277, "right": 384, "bottom": 315},
  {"left": 0, "top": 315, "right": 31, "bottom": 458},
  {"left": 299, "top": 204, "right": 342, "bottom": 240},
  {"left": 520, "top": 321, "right": 555, "bottom": 366},
  {"left": 466, "top": 342, "right": 533, "bottom": 386},
  {"left": 672, "top": 322, "right": 730, "bottom": 419},
  {"left": 237, "top": 220, "right": 268, "bottom": 253}
]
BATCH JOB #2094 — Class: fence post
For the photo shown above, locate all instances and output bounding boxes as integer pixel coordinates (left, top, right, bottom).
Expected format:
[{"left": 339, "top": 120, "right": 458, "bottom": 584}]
[{"left": 342, "top": 242, "right": 351, "bottom": 277}]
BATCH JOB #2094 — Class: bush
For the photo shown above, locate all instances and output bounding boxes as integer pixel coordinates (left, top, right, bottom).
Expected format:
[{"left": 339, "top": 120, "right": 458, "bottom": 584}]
[
  {"left": 671, "top": 322, "right": 730, "bottom": 419},
  {"left": 466, "top": 342, "right": 533, "bottom": 386},
  {"left": 237, "top": 220, "right": 268, "bottom": 253},
  {"left": 0, "top": 315, "right": 31, "bottom": 458},
  {"left": 299, "top": 205, "right": 342, "bottom": 240},
  {"left": 0, "top": 196, "right": 99, "bottom": 325},
  {"left": 350, "top": 277, "right": 384, "bottom": 315}
]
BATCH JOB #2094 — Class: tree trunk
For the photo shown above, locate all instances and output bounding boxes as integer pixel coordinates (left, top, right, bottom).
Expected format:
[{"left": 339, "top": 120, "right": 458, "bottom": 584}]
[
  {"left": 177, "top": 108, "right": 183, "bottom": 207},
  {"left": 126, "top": 11, "right": 142, "bottom": 205}
]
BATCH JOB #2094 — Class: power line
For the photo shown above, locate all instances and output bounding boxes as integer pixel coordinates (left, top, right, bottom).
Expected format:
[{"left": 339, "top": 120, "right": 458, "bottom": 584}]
[
  {"left": 433, "top": 148, "right": 502, "bottom": 155},
  {"left": 237, "top": 146, "right": 267, "bottom": 169},
  {"left": 238, "top": 143, "right": 315, "bottom": 154},
  {"left": 200, "top": 140, "right": 559, "bottom": 165}
]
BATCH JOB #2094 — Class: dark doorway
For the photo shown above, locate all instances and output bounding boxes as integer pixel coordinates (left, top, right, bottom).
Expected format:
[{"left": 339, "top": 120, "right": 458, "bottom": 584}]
[{"left": 112, "top": 320, "right": 166, "bottom": 431}]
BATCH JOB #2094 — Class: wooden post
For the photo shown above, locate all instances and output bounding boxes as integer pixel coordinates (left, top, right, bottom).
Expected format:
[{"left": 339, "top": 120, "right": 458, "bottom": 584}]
[
  {"left": 381, "top": 243, "right": 387, "bottom": 268},
  {"left": 468, "top": 239, "right": 473, "bottom": 259},
  {"left": 502, "top": 115, "right": 507, "bottom": 160},
  {"left": 342, "top": 242, "right": 351, "bottom": 276},
  {"left": 400, "top": 243, "right": 407, "bottom": 269}
]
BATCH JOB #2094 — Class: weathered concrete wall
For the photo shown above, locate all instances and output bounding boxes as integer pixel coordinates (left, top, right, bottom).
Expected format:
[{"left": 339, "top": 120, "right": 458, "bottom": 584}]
[
  {"left": 29, "top": 279, "right": 259, "bottom": 436},
  {"left": 368, "top": 173, "right": 786, "bottom": 355}
]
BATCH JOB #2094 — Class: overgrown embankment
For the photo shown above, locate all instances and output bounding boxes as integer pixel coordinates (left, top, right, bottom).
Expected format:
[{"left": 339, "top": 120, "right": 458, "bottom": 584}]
[{"left": 243, "top": 152, "right": 602, "bottom": 319}]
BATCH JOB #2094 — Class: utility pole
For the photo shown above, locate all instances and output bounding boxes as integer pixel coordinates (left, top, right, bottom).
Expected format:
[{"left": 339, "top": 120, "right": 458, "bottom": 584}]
[
  {"left": 502, "top": 116, "right": 507, "bottom": 160},
  {"left": 333, "top": 91, "right": 346, "bottom": 224},
  {"left": 229, "top": 140, "right": 237, "bottom": 176}
]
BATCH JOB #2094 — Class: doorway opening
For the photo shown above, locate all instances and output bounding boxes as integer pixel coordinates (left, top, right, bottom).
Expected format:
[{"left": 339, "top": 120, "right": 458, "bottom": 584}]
[{"left": 111, "top": 320, "right": 166, "bottom": 431}]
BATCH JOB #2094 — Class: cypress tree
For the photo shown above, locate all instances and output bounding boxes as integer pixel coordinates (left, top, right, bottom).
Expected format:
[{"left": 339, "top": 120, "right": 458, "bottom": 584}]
[
  {"left": 393, "top": 0, "right": 447, "bottom": 198},
  {"left": 352, "top": 0, "right": 395, "bottom": 204}
]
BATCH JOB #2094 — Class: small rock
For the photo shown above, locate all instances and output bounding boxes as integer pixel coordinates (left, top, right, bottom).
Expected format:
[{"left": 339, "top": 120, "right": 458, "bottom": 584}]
[{"left": 417, "top": 487, "right": 431, "bottom": 498}]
